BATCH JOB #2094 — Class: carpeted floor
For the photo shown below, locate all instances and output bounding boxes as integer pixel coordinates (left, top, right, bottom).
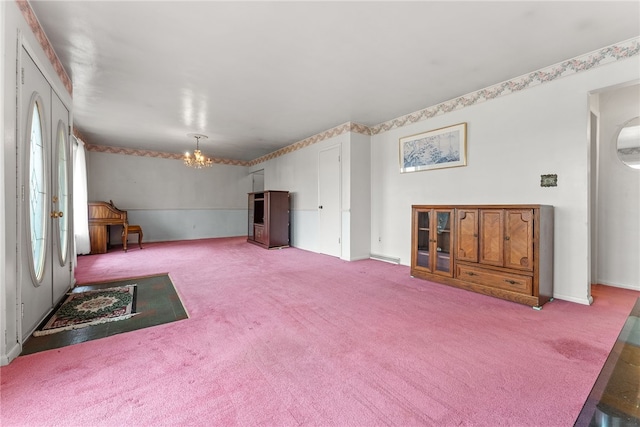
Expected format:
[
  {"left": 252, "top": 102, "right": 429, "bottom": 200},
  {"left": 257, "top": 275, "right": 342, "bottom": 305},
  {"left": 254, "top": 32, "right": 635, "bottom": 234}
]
[{"left": 1, "top": 236, "right": 639, "bottom": 426}]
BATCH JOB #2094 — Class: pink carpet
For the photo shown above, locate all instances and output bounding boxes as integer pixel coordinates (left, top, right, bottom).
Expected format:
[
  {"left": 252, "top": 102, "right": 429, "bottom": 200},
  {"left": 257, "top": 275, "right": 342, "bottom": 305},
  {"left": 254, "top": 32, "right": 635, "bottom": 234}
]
[{"left": 1, "top": 237, "right": 638, "bottom": 426}]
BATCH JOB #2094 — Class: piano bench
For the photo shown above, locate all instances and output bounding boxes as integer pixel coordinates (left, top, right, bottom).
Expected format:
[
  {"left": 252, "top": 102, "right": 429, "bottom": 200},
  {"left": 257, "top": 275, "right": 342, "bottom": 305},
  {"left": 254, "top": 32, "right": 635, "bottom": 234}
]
[{"left": 122, "top": 225, "right": 143, "bottom": 252}]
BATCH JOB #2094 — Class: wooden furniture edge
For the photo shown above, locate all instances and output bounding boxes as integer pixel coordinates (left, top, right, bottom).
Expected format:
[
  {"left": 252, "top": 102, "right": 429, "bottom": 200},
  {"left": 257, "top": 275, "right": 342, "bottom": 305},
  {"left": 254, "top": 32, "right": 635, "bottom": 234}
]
[{"left": 410, "top": 268, "right": 547, "bottom": 307}]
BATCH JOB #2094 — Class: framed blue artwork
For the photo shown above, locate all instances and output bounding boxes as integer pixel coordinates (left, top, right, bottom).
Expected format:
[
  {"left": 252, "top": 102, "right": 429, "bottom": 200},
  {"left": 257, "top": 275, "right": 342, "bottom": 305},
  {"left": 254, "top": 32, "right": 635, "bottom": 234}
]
[{"left": 400, "top": 122, "right": 467, "bottom": 173}]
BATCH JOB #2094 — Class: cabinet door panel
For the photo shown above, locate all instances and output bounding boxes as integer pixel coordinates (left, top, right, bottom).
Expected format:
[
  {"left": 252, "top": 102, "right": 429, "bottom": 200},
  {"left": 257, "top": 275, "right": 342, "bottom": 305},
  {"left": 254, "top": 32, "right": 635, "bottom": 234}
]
[
  {"left": 248, "top": 193, "right": 255, "bottom": 238},
  {"left": 254, "top": 225, "right": 267, "bottom": 245},
  {"left": 411, "top": 208, "right": 453, "bottom": 277},
  {"left": 456, "top": 209, "right": 478, "bottom": 262},
  {"left": 505, "top": 209, "right": 534, "bottom": 271},
  {"left": 479, "top": 209, "right": 504, "bottom": 266},
  {"left": 434, "top": 209, "right": 453, "bottom": 276},
  {"left": 412, "top": 210, "right": 431, "bottom": 271}
]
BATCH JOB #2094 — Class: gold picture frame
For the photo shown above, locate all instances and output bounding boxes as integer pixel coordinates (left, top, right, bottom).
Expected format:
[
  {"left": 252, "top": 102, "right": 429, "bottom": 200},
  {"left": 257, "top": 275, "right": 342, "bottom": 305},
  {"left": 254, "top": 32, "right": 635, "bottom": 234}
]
[{"left": 399, "top": 122, "right": 467, "bottom": 173}]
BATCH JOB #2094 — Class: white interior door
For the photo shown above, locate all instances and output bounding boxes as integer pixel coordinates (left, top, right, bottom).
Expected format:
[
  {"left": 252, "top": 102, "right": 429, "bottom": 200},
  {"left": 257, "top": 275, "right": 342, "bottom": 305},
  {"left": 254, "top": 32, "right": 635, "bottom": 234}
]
[
  {"left": 318, "top": 145, "right": 341, "bottom": 257},
  {"left": 20, "top": 47, "right": 72, "bottom": 339}
]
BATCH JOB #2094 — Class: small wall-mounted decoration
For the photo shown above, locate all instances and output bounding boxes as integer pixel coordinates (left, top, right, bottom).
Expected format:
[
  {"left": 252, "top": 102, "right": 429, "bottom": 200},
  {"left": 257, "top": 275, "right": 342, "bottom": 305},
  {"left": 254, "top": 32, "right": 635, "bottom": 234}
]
[
  {"left": 540, "top": 174, "right": 558, "bottom": 187},
  {"left": 399, "top": 123, "right": 467, "bottom": 173}
]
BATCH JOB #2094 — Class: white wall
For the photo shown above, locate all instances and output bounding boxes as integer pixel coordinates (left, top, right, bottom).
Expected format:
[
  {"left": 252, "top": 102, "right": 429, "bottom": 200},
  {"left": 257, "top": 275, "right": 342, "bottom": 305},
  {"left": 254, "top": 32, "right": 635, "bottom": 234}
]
[
  {"left": 370, "top": 58, "right": 640, "bottom": 305},
  {"left": 589, "top": 94, "right": 600, "bottom": 289},
  {"left": 87, "top": 151, "right": 251, "bottom": 243},
  {"left": 596, "top": 83, "right": 640, "bottom": 289},
  {"left": 347, "top": 132, "right": 371, "bottom": 261}
]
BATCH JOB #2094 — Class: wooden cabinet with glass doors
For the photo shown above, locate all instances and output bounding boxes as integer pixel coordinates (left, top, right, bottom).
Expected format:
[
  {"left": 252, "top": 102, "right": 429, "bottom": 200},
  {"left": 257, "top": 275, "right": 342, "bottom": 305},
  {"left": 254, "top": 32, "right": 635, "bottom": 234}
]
[{"left": 411, "top": 205, "right": 554, "bottom": 308}]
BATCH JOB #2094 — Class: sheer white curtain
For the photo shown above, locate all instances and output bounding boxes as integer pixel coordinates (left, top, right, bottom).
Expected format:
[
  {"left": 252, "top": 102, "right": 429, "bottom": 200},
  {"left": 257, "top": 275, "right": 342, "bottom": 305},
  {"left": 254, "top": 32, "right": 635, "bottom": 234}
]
[{"left": 73, "top": 136, "right": 91, "bottom": 255}]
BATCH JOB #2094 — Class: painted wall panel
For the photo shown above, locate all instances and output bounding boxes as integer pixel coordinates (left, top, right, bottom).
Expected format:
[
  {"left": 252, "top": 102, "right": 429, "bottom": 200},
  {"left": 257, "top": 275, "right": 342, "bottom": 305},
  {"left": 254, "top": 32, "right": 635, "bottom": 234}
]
[
  {"left": 87, "top": 151, "right": 251, "bottom": 242},
  {"left": 349, "top": 133, "right": 371, "bottom": 260},
  {"left": 290, "top": 209, "right": 319, "bottom": 252},
  {"left": 119, "top": 209, "right": 247, "bottom": 243},
  {"left": 88, "top": 151, "right": 250, "bottom": 209}
]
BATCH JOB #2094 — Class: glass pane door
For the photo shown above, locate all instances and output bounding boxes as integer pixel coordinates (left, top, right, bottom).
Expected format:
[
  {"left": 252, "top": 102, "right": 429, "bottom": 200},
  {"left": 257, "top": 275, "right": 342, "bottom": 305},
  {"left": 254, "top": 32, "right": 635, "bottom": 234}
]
[
  {"left": 434, "top": 211, "right": 451, "bottom": 274},
  {"left": 28, "top": 98, "right": 48, "bottom": 284},
  {"left": 55, "top": 120, "right": 69, "bottom": 265},
  {"left": 416, "top": 211, "right": 430, "bottom": 269}
]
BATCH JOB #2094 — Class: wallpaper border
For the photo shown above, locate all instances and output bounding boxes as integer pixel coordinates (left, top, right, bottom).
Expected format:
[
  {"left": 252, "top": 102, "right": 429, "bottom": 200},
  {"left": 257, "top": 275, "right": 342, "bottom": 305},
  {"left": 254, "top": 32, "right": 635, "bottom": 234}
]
[
  {"left": 84, "top": 144, "right": 251, "bottom": 167},
  {"left": 248, "top": 122, "right": 371, "bottom": 166}
]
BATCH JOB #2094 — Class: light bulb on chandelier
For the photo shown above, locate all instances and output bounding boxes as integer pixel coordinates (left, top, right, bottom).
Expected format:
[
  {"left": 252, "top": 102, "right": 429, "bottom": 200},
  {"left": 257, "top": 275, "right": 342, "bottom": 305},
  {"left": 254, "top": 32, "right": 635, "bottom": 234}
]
[{"left": 184, "top": 134, "right": 213, "bottom": 168}]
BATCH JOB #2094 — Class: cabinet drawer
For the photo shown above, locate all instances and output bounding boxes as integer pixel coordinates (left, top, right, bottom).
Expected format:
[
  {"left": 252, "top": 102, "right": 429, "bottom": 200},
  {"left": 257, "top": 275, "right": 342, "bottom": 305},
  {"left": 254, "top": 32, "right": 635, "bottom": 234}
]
[
  {"left": 254, "top": 224, "right": 267, "bottom": 244},
  {"left": 456, "top": 264, "right": 532, "bottom": 295}
]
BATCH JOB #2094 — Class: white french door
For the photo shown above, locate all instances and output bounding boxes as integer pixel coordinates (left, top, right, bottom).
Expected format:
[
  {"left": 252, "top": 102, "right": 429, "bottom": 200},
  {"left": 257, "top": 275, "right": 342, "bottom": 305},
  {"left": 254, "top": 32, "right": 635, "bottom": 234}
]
[{"left": 20, "top": 47, "right": 72, "bottom": 339}]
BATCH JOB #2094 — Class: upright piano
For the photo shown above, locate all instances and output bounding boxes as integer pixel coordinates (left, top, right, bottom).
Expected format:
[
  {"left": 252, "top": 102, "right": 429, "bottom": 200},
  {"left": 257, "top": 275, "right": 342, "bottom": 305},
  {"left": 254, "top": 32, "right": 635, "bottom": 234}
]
[{"left": 88, "top": 200, "right": 128, "bottom": 254}]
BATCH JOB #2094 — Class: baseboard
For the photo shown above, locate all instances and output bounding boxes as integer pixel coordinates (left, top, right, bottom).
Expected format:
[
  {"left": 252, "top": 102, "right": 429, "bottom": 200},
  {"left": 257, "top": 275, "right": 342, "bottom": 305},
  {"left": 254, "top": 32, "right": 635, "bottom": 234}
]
[
  {"left": 346, "top": 255, "right": 371, "bottom": 262},
  {"left": 594, "top": 281, "right": 640, "bottom": 291},
  {"left": 369, "top": 253, "right": 401, "bottom": 264},
  {"left": 551, "top": 293, "right": 592, "bottom": 306},
  {"left": 1, "top": 341, "right": 22, "bottom": 366}
]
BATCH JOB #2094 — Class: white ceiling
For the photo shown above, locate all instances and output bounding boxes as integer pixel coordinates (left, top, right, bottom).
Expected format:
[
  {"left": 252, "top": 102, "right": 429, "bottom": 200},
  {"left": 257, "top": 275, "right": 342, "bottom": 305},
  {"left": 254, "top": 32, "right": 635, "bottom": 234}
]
[{"left": 29, "top": 1, "right": 640, "bottom": 162}]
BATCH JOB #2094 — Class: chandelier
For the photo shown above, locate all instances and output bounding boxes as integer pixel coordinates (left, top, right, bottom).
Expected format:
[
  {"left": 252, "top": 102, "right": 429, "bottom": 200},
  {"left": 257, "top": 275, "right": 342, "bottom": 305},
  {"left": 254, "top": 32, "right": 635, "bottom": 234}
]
[{"left": 183, "top": 134, "right": 213, "bottom": 168}]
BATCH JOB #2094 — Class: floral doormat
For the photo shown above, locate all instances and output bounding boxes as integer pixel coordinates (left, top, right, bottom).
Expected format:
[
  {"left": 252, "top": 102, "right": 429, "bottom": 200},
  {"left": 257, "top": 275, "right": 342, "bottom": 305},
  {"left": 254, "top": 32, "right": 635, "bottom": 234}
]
[{"left": 33, "top": 285, "right": 138, "bottom": 336}]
